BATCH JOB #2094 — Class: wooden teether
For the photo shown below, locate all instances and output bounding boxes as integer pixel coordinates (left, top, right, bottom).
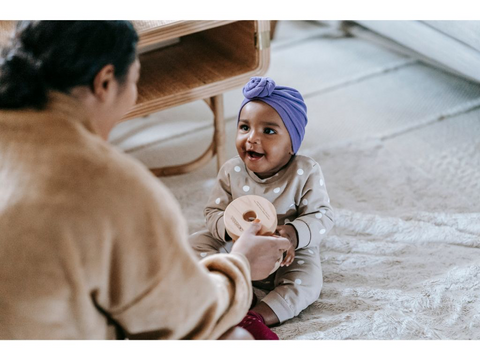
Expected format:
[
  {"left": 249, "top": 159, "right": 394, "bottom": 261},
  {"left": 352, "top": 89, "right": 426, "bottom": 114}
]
[
  {"left": 224, "top": 195, "right": 277, "bottom": 240},
  {"left": 224, "top": 195, "right": 281, "bottom": 274}
]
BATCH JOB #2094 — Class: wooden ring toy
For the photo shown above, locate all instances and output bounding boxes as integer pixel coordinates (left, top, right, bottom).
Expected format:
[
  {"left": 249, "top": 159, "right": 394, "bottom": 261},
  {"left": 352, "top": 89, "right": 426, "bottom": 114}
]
[{"left": 224, "top": 195, "right": 282, "bottom": 274}]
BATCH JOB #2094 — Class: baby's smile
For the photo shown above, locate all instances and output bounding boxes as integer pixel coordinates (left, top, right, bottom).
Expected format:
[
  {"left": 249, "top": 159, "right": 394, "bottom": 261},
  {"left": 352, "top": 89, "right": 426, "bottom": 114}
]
[{"left": 246, "top": 150, "right": 265, "bottom": 161}]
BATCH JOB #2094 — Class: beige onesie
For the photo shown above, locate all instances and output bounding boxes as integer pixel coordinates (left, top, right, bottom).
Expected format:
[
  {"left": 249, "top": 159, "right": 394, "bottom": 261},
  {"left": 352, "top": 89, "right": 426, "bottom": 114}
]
[{"left": 189, "top": 155, "right": 334, "bottom": 323}]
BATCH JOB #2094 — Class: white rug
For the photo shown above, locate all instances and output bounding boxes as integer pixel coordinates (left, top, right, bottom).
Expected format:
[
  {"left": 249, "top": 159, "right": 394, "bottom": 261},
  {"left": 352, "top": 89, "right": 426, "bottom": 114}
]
[{"left": 162, "top": 138, "right": 480, "bottom": 340}]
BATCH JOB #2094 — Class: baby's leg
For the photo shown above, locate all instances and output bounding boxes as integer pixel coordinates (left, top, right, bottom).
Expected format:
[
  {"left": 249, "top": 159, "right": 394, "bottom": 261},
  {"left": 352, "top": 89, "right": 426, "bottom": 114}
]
[
  {"left": 257, "top": 246, "right": 323, "bottom": 324},
  {"left": 188, "top": 229, "right": 232, "bottom": 260}
]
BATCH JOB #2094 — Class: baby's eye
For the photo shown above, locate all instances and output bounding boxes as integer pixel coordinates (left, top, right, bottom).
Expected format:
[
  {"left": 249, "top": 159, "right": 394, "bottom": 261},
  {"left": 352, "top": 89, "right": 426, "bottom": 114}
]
[
  {"left": 239, "top": 124, "right": 249, "bottom": 131},
  {"left": 264, "top": 128, "right": 276, "bottom": 135}
]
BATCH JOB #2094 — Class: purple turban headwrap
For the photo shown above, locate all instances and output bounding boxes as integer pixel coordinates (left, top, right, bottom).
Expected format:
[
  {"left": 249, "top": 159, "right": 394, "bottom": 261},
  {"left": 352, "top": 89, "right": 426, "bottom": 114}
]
[{"left": 238, "top": 77, "right": 308, "bottom": 154}]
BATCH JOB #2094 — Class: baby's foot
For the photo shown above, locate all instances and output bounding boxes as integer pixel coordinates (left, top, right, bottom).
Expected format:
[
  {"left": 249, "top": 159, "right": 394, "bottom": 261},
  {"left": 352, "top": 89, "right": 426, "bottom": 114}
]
[{"left": 238, "top": 311, "right": 279, "bottom": 340}]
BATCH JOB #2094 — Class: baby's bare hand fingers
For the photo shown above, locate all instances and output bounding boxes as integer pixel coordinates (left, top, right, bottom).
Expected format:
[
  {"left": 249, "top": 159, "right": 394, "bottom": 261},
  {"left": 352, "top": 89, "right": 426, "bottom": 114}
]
[
  {"left": 281, "top": 251, "right": 293, "bottom": 266},
  {"left": 288, "top": 255, "right": 295, "bottom": 266},
  {"left": 287, "top": 254, "right": 294, "bottom": 264},
  {"left": 281, "top": 252, "right": 290, "bottom": 266}
]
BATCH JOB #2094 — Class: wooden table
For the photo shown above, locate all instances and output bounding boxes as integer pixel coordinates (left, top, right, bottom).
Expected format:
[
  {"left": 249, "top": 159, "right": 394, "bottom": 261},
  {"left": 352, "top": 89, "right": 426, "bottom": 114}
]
[{"left": 129, "top": 21, "right": 271, "bottom": 176}]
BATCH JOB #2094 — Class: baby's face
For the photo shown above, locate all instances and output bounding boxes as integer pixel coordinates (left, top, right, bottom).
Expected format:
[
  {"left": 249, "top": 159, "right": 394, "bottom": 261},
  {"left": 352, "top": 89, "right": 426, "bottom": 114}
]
[{"left": 236, "top": 101, "right": 293, "bottom": 179}]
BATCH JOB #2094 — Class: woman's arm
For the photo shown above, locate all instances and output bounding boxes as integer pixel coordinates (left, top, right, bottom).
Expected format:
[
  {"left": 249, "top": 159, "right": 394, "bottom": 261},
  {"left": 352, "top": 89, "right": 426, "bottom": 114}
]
[{"left": 93, "top": 162, "right": 250, "bottom": 340}]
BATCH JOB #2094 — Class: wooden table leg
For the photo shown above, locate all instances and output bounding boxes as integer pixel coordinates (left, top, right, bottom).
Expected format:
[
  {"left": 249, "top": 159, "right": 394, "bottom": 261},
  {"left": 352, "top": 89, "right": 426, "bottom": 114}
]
[
  {"left": 149, "top": 94, "right": 226, "bottom": 177},
  {"left": 212, "top": 94, "right": 226, "bottom": 172}
]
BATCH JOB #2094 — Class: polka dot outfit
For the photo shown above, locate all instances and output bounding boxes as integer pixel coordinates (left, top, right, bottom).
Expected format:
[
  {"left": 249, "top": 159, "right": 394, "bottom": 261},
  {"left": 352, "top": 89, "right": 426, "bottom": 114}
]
[{"left": 188, "top": 155, "right": 334, "bottom": 323}]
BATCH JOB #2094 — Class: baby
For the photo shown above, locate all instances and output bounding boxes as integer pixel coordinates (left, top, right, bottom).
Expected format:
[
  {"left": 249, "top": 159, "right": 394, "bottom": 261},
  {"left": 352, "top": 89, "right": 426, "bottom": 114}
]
[{"left": 189, "top": 77, "right": 334, "bottom": 339}]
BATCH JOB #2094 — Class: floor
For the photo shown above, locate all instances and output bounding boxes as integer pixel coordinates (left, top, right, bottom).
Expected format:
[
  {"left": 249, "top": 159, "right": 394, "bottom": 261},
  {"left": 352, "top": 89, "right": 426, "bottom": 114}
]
[{"left": 110, "top": 20, "right": 480, "bottom": 204}]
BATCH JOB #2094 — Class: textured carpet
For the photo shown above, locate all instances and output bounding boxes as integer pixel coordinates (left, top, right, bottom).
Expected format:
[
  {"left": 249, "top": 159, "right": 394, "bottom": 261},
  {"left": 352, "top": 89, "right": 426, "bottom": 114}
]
[{"left": 160, "top": 137, "right": 480, "bottom": 340}]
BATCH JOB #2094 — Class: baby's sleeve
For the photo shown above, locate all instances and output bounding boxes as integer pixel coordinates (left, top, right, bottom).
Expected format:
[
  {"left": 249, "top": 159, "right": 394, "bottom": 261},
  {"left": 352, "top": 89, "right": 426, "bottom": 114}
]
[
  {"left": 204, "top": 164, "right": 233, "bottom": 242},
  {"left": 288, "top": 162, "right": 334, "bottom": 249}
]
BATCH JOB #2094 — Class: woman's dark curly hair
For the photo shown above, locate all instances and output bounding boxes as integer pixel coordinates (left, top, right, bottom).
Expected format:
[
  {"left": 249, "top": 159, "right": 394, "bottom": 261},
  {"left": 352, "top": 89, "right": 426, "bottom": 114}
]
[{"left": 0, "top": 21, "right": 138, "bottom": 109}]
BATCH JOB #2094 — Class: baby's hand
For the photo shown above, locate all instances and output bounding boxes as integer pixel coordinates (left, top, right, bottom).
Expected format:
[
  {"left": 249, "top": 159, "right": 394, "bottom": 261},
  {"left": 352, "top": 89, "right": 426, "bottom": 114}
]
[
  {"left": 281, "top": 244, "right": 295, "bottom": 267},
  {"left": 276, "top": 224, "right": 298, "bottom": 267}
]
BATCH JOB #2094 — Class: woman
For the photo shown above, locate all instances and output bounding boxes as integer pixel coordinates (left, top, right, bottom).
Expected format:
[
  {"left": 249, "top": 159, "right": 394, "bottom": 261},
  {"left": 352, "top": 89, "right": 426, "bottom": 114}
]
[{"left": 0, "top": 21, "right": 290, "bottom": 340}]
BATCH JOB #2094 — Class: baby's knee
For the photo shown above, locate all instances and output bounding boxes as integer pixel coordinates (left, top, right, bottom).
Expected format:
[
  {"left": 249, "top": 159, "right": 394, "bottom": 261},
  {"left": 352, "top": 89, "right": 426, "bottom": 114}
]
[
  {"left": 292, "top": 267, "right": 323, "bottom": 306},
  {"left": 188, "top": 229, "right": 226, "bottom": 257},
  {"left": 188, "top": 230, "right": 202, "bottom": 249}
]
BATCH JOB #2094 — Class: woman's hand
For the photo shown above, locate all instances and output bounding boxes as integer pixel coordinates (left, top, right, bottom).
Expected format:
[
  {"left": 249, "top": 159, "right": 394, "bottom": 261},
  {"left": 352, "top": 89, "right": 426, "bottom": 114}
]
[
  {"left": 276, "top": 224, "right": 298, "bottom": 267},
  {"left": 231, "top": 220, "right": 291, "bottom": 281}
]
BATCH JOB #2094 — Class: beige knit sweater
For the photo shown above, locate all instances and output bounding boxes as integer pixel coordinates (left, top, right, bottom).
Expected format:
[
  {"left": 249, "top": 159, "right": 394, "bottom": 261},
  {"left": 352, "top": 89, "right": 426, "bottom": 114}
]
[{"left": 0, "top": 92, "right": 251, "bottom": 340}]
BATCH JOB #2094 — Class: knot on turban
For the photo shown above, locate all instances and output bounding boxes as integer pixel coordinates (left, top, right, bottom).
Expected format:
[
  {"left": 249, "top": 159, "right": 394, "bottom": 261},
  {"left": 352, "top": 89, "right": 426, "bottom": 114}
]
[
  {"left": 242, "top": 76, "right": 276, "bottom": 98},
  {"left": 239, "top": 77, "right": 308, "bottom": 154}
]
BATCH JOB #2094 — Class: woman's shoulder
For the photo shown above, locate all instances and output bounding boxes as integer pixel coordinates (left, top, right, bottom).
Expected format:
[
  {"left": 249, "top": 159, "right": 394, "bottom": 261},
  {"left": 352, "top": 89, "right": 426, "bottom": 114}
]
[
  {"left": 94, "top": 141, "right": 168, "bottom": 194},
  {"left": 82, "top": 143, "right": 184, "bottom": 227},
  {"left": 65, "top": 132, "right": 174, "bottom": 210}
]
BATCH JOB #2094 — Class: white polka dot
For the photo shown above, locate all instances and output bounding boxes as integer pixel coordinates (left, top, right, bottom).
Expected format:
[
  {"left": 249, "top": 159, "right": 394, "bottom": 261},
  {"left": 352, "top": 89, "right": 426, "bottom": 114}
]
[
  {"left": 320, "top": 228, "right": 326, "bottom": 234},
  {"left": 315, "top": 213, "right": 323, "bottom": 219},
  {"left": 297, "top": 169, "right": 304, "bottom": 176},
  {"left": 320, "top": 179, "right": 324, "bottom": 186},
  {"left": 320, "top": 209, "right": 327, "bottom": 214},
  {"left": 295, "top": 279, "right": 302, "bottom": 285},
  {"left": 302, "top": 199, "right": 308, "bottom": 206},
  {"left": 273, "top": 187, "right": 281, "bottom": 193},
  {"left": 200, "top": 252, "right": 207, "bottom": 258},
  {"left": 215, "top": 198, "right": 221, "bottom": 204},
  {"left": 327, "top": 198, "right": 330, "bottom": 203},
  {"left": 290, "top": 203, "right": 296, "bottom": 208},
  {"left": 234, "top": 166, "right": 241, "bottom": 172},
  {"left": 297, "top": 260, "right": 305, "bottom": 265},
  {"left": 243, "top": 185, "right": 250, "bottom": 192},
  {"left": 308, "top": 249, "right": 314, "bottom": 254}
]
